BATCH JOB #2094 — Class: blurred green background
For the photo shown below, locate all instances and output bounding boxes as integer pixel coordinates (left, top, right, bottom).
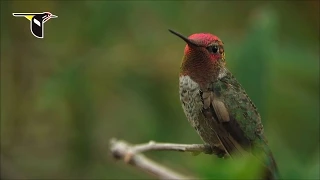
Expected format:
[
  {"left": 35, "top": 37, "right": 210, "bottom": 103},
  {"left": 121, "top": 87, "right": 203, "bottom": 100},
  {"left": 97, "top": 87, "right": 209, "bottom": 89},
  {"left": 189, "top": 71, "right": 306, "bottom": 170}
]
[{"left": 1, "top": 1, "right": 319, "bottom": 179}]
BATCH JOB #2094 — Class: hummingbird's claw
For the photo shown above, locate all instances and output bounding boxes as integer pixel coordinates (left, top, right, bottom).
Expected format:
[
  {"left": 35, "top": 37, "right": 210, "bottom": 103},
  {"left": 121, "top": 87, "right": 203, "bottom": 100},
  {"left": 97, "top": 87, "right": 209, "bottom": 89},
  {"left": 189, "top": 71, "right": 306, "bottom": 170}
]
[{"left": 211, "top": 146, "right": 227, "bottom": 158}]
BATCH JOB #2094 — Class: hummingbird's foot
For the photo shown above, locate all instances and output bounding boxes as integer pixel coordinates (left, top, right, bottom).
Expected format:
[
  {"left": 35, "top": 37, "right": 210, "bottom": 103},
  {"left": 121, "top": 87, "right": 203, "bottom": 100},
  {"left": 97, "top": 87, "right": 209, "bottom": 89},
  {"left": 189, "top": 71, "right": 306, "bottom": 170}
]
[
  {"left": 217, "top": 151, "right": 227, "bottom": 158},
  {"left": 211, "top": 146, "right": 227, "bottom": 158}
]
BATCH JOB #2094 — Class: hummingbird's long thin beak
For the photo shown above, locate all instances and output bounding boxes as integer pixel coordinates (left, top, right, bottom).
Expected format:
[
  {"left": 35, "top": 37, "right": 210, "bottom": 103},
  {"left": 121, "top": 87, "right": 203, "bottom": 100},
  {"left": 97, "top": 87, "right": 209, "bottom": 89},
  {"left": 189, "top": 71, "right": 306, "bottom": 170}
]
[{"left": 168, "top": 29, "right": 199, "bottom": 47}]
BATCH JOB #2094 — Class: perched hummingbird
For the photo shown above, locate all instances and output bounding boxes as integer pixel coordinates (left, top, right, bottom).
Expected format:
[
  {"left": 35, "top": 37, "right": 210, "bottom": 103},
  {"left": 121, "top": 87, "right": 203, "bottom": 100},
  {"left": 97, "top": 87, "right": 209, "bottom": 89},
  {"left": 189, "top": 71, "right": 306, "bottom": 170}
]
[{"left": 169, "top": 29, "right": 279, "bottom": 179}]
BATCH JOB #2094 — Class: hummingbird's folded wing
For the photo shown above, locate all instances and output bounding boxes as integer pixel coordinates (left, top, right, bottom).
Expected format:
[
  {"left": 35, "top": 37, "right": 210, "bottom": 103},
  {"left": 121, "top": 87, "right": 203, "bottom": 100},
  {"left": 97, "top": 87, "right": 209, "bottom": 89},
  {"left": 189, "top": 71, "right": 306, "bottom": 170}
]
[
  {"left": 207, "top": 76, "right": 279, "bottom": 179},
  {"left": 202, "top": 90, "right": 251, "bottom": 158},
  {"left": 202, "top": 69, "right": 263, "bottom": 158}
]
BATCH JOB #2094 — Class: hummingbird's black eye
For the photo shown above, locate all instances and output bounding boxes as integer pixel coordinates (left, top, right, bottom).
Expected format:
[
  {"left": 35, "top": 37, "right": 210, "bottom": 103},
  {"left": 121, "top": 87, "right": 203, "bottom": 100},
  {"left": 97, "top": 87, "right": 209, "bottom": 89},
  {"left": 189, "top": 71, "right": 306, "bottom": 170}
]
[{"left": 207, "top": 45, "right": 219, "bottom": 54}]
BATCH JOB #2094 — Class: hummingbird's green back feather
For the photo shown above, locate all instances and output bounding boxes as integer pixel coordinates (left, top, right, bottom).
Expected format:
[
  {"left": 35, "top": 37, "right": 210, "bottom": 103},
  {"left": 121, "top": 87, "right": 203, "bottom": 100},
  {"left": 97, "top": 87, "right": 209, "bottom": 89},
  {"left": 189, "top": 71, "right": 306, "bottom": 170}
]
[
  {"left": 213, "top": 68, "right": 263, "bottom": 142},
  {"left": 207, "top": 67, "right": 279, "bottom": 179}
]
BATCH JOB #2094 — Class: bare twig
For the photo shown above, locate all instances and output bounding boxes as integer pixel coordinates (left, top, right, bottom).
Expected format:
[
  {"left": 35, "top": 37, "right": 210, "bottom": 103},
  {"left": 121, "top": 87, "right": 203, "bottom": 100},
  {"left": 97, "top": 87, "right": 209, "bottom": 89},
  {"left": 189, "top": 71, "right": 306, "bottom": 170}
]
[
  {"left": 109, "top": 138, "right": 220, "bottom": 179},
  {"left": 110, "top": 139, "right": 192, "bottom": 179},
  {"left": 130, "top": 141, "right": 213, "bottom": 155}
]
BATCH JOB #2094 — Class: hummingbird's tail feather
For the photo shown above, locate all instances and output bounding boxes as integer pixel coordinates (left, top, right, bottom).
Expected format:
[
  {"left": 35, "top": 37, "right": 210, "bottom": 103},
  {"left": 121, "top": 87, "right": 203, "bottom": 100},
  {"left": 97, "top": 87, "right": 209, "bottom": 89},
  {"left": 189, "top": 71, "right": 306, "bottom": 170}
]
[
  {"left": 263, "top": 150, "right": 280, "bottom": 180},
  {"left": 218, "top": 135, "right": 242, "bottom": 158},
  {"left": 254, "top": 143, "right": 280, "bottom": 180}
]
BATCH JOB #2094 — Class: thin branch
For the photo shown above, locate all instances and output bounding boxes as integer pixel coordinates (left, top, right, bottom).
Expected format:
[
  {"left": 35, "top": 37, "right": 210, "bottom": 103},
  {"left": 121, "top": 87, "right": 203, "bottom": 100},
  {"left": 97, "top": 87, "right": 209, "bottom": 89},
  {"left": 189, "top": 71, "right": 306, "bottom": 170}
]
[
  {"left": 130, "top": 141, "right": 213, "bottom": 155},
  {"left": 110, "top": 138, "right": 193, "bottom": 179},
  {"left": 109, "top": 138, "right": 225, "bottom": 179}
]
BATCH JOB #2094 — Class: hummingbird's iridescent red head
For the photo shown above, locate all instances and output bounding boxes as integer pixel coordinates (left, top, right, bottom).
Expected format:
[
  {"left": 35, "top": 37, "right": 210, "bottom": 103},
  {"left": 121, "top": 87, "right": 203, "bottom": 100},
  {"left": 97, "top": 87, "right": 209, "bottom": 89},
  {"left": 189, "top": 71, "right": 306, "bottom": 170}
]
[{"left": 169, "top": 29, "right": 226, "bottom": 87}]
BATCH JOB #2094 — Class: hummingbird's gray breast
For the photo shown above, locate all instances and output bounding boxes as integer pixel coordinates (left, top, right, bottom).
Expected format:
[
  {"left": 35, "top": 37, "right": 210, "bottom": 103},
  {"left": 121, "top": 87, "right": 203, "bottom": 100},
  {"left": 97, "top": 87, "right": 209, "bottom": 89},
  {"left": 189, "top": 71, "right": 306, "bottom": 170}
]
[
  {"left": 179, "top": 75, "right": 223, "bottom": 148},
  {"left": 179, "top": 75, "right": 202, "bottom": 129}
]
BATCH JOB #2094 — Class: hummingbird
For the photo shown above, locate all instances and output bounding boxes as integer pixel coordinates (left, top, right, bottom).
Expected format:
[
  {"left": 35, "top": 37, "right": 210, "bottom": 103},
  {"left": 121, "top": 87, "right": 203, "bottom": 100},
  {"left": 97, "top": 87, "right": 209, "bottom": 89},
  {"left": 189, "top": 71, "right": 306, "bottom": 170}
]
[{"left": 169, "top": 29, "right": 279, "bottom": 179}]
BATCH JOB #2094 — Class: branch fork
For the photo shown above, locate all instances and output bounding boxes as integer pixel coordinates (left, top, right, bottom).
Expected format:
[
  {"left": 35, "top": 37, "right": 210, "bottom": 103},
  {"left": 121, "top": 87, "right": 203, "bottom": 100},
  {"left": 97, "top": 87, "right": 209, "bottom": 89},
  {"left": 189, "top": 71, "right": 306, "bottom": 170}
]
[{"left": 110, "top": 138, "right": 222, "bottom": 179}]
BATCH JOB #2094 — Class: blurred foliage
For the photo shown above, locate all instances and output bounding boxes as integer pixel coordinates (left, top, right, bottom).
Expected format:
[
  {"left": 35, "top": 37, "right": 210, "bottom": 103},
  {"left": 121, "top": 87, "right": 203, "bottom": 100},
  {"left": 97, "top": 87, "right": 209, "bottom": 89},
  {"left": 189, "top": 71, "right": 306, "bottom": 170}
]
[{"left": 1, "top": 1, "right": 319, "bottom": 179}]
